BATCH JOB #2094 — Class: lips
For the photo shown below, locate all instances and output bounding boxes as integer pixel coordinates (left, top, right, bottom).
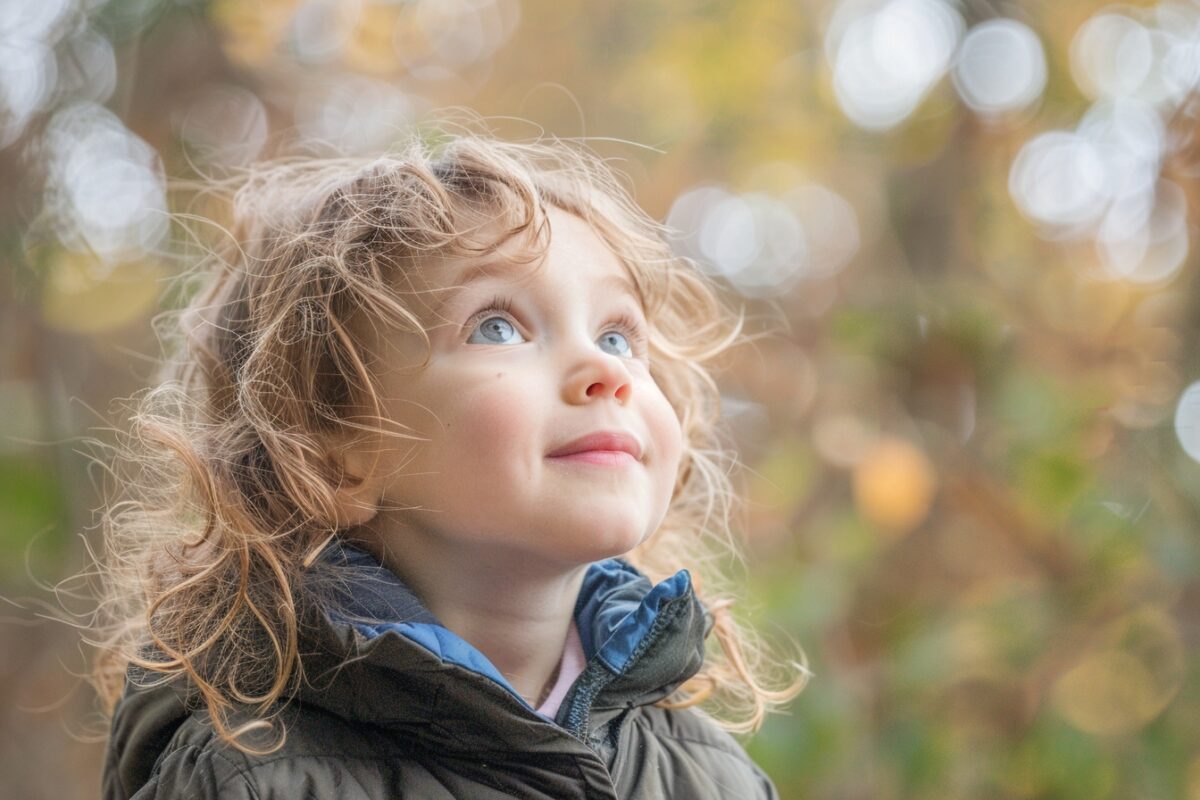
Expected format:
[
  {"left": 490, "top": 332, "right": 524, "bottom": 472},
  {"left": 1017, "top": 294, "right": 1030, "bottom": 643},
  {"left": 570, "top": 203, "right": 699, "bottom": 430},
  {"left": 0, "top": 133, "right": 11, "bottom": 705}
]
[{"left": 547, "top": 431, "right": 643, "bottom": 460}]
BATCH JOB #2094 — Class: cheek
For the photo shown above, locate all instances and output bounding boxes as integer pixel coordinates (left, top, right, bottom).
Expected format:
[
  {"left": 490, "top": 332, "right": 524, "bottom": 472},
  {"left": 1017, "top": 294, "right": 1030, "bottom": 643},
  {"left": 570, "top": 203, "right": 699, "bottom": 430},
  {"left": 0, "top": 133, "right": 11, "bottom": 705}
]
[
  {"left": 441, "top": 376, "right": 535, "bottom": 464},
  {"left": 646, "top": 393, "right": 685, "bottom": 486}
]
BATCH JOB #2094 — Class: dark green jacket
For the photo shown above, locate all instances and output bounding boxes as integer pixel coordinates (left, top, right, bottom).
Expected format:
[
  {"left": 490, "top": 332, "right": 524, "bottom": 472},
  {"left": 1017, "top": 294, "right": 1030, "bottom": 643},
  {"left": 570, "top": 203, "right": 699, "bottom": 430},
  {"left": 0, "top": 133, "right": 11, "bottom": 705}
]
[{"left": 103, "top": 547, "right": 779, "bottom": 798}]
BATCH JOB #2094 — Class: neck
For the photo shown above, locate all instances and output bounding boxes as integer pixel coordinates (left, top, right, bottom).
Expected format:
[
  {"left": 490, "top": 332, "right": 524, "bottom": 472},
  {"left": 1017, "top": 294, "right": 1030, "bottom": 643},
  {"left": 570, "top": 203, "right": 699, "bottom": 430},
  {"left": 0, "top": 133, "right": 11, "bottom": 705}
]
[{"left": 348, "top": 523, "right": 586, "bottom": 709}]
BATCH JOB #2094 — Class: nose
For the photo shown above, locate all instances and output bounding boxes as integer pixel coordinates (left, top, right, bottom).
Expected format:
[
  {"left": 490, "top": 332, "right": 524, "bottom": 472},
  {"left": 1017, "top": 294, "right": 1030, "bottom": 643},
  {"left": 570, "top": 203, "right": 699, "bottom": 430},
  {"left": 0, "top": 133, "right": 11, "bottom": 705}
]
[{"left": 563, "top": 345, "right": 634, "bottom": 406}]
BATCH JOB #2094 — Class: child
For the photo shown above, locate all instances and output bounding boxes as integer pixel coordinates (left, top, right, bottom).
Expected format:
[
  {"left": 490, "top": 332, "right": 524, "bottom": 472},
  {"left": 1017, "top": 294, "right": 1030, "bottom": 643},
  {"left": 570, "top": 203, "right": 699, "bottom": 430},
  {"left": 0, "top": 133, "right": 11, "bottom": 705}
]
[{"left": 95, "top": 132, "right": 807, "bottom": 799}]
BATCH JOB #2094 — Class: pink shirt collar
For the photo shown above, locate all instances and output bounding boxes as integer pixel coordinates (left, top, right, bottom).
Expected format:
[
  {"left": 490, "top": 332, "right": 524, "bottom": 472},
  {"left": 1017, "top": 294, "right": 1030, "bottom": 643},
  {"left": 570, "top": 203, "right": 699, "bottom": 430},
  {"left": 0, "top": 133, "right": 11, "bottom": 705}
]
[{"left": 535, "top": 618, "right": 586, "bottom": 722}]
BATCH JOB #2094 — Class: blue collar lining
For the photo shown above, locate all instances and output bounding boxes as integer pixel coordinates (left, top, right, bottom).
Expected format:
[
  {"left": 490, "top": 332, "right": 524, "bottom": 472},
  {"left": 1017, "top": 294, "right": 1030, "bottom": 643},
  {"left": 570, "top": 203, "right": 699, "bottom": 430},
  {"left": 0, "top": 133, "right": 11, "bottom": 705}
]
[{"left": 321, "top": 545, "right": 694, "bottom": 711}]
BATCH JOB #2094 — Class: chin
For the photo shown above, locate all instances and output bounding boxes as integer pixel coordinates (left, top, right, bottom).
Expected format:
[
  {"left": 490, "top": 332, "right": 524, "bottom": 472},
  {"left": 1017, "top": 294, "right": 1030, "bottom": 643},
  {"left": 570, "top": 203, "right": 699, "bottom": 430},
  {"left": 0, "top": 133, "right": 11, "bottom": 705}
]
[
  {"left": 578, "top": 527, "right": 649, "bottom": 563},
  {"left": 531, "top": 525, "right": 639, "bottom": 567}
]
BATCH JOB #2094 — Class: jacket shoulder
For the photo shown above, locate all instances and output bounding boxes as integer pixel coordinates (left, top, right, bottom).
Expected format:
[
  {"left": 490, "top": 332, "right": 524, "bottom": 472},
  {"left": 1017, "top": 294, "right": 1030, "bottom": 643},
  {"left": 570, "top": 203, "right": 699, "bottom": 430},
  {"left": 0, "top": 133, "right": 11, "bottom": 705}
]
[
  {"left": 122, "top": 704, "right": 445, "bottom": 800},
  {"left": 123, "top": 717, "right": 257, "bottom": 800},
  {"left": 616, "top": 705, "right": 780, "bottom": 800}
]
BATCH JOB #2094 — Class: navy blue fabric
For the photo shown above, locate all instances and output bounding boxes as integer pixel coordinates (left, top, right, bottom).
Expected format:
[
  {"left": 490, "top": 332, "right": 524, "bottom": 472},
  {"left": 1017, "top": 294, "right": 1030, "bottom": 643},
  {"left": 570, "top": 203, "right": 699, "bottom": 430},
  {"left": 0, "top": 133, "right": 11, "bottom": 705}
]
[
  {"left": 572, "top": 559, "right": 693, "bottom": 672},
  {"left": 593, "top": 570, "right": 691, "bottom": 674},
  {"left": 322, "top": 544, "right": 694, "bottom": 711},
  {"left": 319, "top": 544, "right": 438, "bottom": 625},
  {"left": 352, "top": 620, "right": 523, "bottom": 702}
]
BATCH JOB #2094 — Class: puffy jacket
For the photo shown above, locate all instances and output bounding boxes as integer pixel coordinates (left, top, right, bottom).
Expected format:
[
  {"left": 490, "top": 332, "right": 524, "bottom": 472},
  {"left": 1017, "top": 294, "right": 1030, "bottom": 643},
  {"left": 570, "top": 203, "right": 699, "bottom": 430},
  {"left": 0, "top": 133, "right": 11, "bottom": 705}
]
[{"left": 103, "top": 546, "right": 779, "bottom": 799}]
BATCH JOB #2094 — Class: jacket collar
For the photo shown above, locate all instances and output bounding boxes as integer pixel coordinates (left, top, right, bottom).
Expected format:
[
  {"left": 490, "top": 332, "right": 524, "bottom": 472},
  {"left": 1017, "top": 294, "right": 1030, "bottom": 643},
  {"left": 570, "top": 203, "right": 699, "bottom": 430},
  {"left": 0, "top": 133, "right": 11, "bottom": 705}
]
[{"left": 295, "top": 544, "right": 712, "bottom": 749}]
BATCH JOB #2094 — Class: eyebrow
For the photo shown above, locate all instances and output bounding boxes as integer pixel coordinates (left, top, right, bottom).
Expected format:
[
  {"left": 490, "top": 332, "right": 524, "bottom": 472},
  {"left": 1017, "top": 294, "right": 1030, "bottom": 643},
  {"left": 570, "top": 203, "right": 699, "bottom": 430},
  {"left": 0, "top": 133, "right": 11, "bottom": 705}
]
[{"left": 432, "top": 259, "right": 645, "bottom": 316}]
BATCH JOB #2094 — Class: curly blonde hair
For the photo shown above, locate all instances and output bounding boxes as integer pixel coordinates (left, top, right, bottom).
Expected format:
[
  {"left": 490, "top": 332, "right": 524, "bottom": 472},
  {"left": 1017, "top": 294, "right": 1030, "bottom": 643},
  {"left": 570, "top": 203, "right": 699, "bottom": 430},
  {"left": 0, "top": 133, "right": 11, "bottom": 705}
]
[{"left": 93, "top": 130, "right": 808, "bottom": 754}]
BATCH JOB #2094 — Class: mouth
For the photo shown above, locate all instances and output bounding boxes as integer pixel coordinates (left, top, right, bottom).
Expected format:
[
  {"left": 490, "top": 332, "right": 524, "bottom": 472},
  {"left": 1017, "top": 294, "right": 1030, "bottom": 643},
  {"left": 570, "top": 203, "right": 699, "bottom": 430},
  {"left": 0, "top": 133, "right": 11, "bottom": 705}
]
[
  {"left": 547, "top": 450, "right": 640, "bottom": 467},
  {"left": 546, "top": 430, "right": 643, "bottom": 466}
]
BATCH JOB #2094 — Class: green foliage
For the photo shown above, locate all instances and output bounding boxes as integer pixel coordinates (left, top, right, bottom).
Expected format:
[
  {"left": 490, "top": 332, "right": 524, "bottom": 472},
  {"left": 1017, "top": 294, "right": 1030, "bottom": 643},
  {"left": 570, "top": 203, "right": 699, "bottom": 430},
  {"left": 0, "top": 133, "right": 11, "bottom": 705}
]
[{"left": 0, "top": 456, "right": 68, "bottom": 583}]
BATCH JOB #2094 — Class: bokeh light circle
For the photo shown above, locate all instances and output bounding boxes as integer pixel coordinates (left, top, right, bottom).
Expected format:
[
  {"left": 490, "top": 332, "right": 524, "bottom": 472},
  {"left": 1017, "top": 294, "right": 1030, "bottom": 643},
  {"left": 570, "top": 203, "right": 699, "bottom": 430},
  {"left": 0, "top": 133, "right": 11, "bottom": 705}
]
[
  {"left": 1008, "top": 131, "right": 1108, "bottom": 233},
  {"left": 667, "top": 182, "right": 861, "bottom": 297},
  {"left": 294, "top": 76, "right": 414, "bottom": 155},
  {"left": 952, "top": 19, "right": 1047, "bottom": 117},
  {"left": 1051, "top": 606, "right": 1185, "bottom": 736},
  {"left": 178, "top": 85, "right": 269, "bottom": 167},
  {"left": 289, "top": 0, "right": 363, "bottom": 64},
  {"left": 0, "top": 0, "right": 74, "bottom": 41},
  {"left": 1173, "top": 381, "right": 1200, "bottom": 463},
  {"left": 1097, "top": 179, "right": 1189, "bottom": 284},
  {"left": 1071, "top": 13, "right": 1153, "bottom": 100},
  {"left": 853, "top": 436, "right": 938, "bottom": 535},
  {"left": 781, "top": 183, "right": 860, "bottom": 279},
  {"left": 829, "top": 0, "right": 964, "bottom": 131},
  {"left": 42, "top": 102, "right": 169, "bottom": 265},
  {"left": 393, "top": 0, "right": 521, "bottom": 79},
  {"left": 52, "top": 27, "right": 117, "bottom": 105},
  {"left": 0, "top": 40, "right": 58, "bottom": 147},
  {"left": 1077, "top": 98, "right": 1163, "bottom": 203}
]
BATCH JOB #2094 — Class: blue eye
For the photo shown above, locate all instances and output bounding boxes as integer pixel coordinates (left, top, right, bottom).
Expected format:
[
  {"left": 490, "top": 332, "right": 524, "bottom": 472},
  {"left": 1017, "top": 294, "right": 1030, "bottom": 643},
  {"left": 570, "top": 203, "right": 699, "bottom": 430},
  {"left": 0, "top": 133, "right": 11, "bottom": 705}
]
[
  {"left": 464, "top": 297, "right": 648, "bottom": 360},
  {"left": 468, "top": 315, "right": 525, "bottom": 345},
  {"left": 598, "top": 330, "right": 632, "bottom": 358}
]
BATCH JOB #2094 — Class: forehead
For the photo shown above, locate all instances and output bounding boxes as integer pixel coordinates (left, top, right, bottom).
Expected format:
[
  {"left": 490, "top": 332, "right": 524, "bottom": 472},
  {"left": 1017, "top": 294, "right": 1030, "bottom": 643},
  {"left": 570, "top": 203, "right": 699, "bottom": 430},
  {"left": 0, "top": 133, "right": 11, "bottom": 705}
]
[{"left": 424, "top": 209, "right": 642, "bottom": 313}]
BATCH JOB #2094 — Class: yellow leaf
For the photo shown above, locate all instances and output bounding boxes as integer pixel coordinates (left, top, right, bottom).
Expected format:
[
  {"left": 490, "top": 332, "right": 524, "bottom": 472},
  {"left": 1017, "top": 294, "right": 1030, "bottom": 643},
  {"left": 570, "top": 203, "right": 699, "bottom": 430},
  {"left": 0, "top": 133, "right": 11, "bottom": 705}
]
[{"left": 852, "top": 436, "right": 937, "bottom": 535}]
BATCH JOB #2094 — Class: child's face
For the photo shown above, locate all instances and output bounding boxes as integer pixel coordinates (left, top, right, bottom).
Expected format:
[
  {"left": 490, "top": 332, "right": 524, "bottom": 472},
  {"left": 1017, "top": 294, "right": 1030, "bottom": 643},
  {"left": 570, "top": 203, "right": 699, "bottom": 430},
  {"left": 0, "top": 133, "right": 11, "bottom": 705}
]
[{"left": 359, "top": 208, "right": 684, "bottom": 567}]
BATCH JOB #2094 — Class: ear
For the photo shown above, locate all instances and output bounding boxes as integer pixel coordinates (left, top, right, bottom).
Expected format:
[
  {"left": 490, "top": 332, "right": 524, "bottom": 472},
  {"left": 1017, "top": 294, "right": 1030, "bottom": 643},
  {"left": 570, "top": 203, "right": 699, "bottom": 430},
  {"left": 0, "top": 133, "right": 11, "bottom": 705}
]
[{"left": 326, "top": 436, "right": 387, "bottom": 528}]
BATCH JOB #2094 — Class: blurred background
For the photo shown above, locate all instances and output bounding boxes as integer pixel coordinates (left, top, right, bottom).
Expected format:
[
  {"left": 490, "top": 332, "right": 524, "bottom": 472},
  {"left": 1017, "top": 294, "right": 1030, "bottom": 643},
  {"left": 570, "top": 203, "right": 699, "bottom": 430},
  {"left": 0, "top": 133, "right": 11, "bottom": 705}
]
[{"left": 2, "top": 0, "right": 1199, "bottom": 797}]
